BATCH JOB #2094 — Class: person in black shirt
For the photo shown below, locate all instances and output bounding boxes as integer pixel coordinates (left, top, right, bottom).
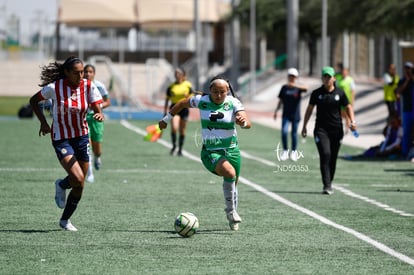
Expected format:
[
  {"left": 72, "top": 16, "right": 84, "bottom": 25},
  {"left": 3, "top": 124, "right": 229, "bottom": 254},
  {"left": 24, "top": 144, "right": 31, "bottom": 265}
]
[
  {"left": 274, "top": 68, "right": 308, "bottom": 161},
  {"left": 301, "top": 66, "right": 357, "bottom": 195}
]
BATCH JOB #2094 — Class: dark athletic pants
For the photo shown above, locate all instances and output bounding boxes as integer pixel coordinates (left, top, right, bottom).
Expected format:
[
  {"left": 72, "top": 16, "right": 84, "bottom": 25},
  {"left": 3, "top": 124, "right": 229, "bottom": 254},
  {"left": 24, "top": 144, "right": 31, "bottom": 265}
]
[{"left": 314, "top": 127, "right": 343, "bottom": 189}]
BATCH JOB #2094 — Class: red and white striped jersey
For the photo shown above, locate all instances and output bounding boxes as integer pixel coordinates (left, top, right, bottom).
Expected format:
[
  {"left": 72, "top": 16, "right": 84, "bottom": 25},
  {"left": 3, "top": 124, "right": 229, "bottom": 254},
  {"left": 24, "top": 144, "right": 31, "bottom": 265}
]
[{"left": 40, "top": 79, "right": 103, "bottom": 141}]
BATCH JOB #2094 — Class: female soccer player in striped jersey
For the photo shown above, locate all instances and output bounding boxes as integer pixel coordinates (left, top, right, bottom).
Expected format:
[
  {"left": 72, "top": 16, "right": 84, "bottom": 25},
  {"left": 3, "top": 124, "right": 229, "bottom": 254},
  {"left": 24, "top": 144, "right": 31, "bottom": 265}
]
[
  {"left": 30, "top": 56, "right": 104, "bottom": 231},
  {"left": 159, "top": 76, "right": 251, "bottom": 231}
]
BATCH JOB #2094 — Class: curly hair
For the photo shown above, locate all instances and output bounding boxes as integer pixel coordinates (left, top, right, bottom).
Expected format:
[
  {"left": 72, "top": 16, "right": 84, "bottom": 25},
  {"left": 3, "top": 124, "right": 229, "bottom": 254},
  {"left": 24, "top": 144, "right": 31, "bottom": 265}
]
[{"left": 38, "top": 56, "right": 83, "bottom": 87}]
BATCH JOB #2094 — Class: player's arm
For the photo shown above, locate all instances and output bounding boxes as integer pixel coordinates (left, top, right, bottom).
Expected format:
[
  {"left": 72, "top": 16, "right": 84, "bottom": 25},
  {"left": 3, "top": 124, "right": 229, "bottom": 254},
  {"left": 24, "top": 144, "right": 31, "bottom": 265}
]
[
  {"left": 235, "top": 110, "right": 251, "bottom": 129},
  {"left": 101, "top": 95, "right": 111, "bottom": 109},
  {"left": 159, "top": 98, "right": 191, "bottom": 130},
  {"left": 30, "top": 91, "right": 51, "bottom": 136},
  {"left": 301, "top": 104, "right": 314, "bottom": 137},
  {"left": 274, "top": 99, "right": 283, "bottom": 120},
  {"left": 344, "top": 104, "right": 357, "bottom": 131},
  {"left": 164, "top": 88, "right": 171, "bottom": 116},
  {"left": 90, "top": 101, "right": 104, "bottom": 122}
]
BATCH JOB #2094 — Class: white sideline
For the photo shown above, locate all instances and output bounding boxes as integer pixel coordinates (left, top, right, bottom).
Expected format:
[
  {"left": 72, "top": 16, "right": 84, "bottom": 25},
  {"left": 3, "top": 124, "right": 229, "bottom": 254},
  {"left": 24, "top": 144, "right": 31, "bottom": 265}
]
[
  {"left": 241, "top": 150, "right": 414, "bottom": 218},
  {"left": 120, "top": 120, "right": 414, "bottom": 267},
  {"left": 333, "top": 185, "right": 414, "bottom": 217}
]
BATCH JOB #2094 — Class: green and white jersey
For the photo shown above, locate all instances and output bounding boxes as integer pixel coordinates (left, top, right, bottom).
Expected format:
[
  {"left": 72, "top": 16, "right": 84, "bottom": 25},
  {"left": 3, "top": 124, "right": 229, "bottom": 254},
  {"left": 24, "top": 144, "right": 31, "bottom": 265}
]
[
  {"left": 88, "top": 80, "right": 109, "bottom": 114},
  {"left": 189, "top": 94, "right": 245, "bottom": 150}
]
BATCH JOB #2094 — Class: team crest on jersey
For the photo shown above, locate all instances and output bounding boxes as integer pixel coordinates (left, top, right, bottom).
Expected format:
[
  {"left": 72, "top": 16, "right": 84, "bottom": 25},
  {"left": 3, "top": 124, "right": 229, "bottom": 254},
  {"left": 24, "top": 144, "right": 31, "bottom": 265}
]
[
  {"left": 223, "top": 102, "right": 230, "bottom": 111},
  {"left": 61, "top": 148, "right": 67, "bottom": 154},
  {"left": 334, "top": 94, "right": 340, "bottom": 101}
]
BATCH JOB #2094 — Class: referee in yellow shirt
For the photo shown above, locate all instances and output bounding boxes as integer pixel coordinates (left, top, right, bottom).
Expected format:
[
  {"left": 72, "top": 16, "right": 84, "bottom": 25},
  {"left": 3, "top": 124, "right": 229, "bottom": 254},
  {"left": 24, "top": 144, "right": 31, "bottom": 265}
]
[{"left": 164, "top": 67, "right": 194, "bottom": 156}]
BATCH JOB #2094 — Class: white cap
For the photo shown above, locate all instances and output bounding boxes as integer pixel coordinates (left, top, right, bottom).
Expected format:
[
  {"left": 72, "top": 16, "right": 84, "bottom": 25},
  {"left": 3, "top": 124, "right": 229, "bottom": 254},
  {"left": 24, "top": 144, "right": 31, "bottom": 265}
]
[
  {"left": 287, "top": 68, "right": 299, "bottom": 77},
  {"left": 404, "top": 61, "right": 413, "bottom": 68}
]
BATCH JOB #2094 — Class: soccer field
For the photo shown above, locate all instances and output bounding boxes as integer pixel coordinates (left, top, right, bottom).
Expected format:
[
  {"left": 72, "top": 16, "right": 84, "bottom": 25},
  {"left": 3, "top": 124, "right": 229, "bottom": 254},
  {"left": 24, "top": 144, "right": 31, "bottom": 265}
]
[{"left": 1, "top": 119, "right": 413, "bottom": 274}]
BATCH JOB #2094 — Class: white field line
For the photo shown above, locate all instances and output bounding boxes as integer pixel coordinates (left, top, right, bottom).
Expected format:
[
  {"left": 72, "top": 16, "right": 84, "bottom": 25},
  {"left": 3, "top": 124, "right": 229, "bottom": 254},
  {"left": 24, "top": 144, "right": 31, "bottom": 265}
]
[
  {"left": 241, "top": 148, "right": 413, "bottom": 217},
  {"left": 120, "top": 120, "right": 414, "bottom": 266},
  {"left": 333, "top": 185, "right": 414, "bottom": 217},
  {"left": 0, "top": 168, "right": 199, "bottom": 174}
]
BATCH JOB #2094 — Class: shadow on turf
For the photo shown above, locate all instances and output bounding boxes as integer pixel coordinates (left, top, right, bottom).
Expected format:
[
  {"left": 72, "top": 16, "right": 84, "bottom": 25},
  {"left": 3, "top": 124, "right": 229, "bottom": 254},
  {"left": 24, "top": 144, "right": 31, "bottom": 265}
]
[
  {"left": 0, "top": 229, "right": 61, "bottom": 233},
  {"left": 247, "top": 190, "right": 322, "bottom": 195},
  {"left": 112, "top": 229, "right": 232, "bottom": 236},
  {"left": 376, "top": 189, "right": 414, "bottom": 193}
]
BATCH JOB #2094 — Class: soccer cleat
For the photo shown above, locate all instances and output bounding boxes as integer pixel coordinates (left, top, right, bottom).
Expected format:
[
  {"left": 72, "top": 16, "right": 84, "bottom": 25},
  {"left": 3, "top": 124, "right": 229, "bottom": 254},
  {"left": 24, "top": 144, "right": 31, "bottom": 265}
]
[
  {"left": 94, "top": 157, "right": 101, "bottom": 170},
  {"left": 170, "top": 146, "right": 176, "bottom": 156},
  {"left": 226, "top": 210, "right": 242, "bottom": 231},
  {"left": 54, "top": 179, "right": 66, "bottom": 209},
  {"left": 177, "top": 150, "right": 183, "bottom": 156},
  {"left": 86, "top": 174, "right": 95, "bottom": 183},
  {"left": 322, "top": 187, "right": 334, "bottom": 195},
  {"left": 59, "top": 220, "right": 78, "bottom": 232}
]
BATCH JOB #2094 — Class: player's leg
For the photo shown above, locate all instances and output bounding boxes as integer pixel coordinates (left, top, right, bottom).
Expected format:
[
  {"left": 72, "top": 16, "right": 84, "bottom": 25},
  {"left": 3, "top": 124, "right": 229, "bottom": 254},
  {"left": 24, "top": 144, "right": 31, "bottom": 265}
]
[
  {"left": 215, "top": 149, "right": 242, "bottom": 230},
  {"left": 314, "top": 128, "right": 333, "bottom": 194},
  {"left": 328, "top": 130, "right": 343, "bottom": 184},
  {"left": 86, "top": 114, "right": 95, "bottom": 182},
  {"left": 280, "top": 118, "right": 289, "bottom": 160},
  {"left": 201, "top": 149, "right": 241, "bottom": 230},
  {"left": 91, "top": 121, "right": 104, "bottom": 170},
  {"left": 290, "top": 119, "right": 300, "bottom": 161},
  {"left": 58, "top": 135, "right": 89, "bottom": 231},
  {"left": 177, "top": 108, "right": 189, "bottom": 156},
  {"left": 170, "top": 116, "right": 178, "bottom": 155}
]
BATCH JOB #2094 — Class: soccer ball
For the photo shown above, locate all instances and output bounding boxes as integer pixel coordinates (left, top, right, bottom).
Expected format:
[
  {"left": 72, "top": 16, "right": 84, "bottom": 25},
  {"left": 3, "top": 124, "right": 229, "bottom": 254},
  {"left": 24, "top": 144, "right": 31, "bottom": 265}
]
[{"left": 174, "top": 212, "right": 199, "bottom": 237}]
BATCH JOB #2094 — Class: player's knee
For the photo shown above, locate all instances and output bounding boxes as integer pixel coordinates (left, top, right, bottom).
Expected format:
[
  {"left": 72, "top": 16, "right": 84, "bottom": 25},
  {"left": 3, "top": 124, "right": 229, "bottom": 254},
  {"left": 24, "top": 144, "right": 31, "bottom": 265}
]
[
  {"left": 70, "top": 174, "right": 84, "bottom": 188},
  {"left": 222, "top": 167, "right": 236, "bottom": 179}
]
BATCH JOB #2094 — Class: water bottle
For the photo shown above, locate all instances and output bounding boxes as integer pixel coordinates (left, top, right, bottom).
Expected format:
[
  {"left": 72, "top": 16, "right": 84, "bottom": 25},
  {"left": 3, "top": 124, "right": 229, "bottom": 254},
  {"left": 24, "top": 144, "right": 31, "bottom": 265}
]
[{"left": 351, "top": 129, "right": 359, "bottom": 138}]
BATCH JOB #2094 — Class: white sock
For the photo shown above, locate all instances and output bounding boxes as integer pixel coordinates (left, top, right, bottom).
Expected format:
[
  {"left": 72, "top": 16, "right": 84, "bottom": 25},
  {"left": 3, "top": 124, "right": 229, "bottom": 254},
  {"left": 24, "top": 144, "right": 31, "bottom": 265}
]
[
  {"left": 88, "top": 155, "right": 93, "bottom": 177},
  {"left": 234, "top": 186, "right": 238, "bottom": 210},
  {"left": 223, "top": 180, "right": 236, "bottom": 212}
]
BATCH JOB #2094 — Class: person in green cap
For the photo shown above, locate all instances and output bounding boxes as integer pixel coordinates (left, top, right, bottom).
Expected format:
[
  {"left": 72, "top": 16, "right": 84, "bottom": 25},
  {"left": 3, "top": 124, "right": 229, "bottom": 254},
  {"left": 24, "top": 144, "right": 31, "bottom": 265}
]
[{"left": 301, "top": 66, "right": 357, "bottom": 195}]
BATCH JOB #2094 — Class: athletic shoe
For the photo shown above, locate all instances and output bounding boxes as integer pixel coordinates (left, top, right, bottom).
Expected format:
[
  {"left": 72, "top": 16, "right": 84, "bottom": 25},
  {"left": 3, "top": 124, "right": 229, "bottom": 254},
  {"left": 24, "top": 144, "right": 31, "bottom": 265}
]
[
  {"left": 170, "top": 146, "right": 176, "bottom": 156},
  {"left": 290, "top": 150, "right": 299, "bottom": 161},
  {"left": 177, "top": 150, "right": 182, "bottom": 156},
  {"left": 280, "top": 150, "right": 289, "bottom": 161},
  {"left": 54, "top": 179, "right": 66, "bottom": 209},
  {"left": 226, "top": 210, "right": 242, "bottom": 231},
  {"left": 94, "top": 157, "right": 101, "bottom": 170},
  {"left": 59, "top": 220, "right": 78, "bottom": 232},
  {"left": 86, "top": 174, "right": 95, "bottom": 183},
  {"left": 322, "top": 187, "right": 334, "bottom": 195}
]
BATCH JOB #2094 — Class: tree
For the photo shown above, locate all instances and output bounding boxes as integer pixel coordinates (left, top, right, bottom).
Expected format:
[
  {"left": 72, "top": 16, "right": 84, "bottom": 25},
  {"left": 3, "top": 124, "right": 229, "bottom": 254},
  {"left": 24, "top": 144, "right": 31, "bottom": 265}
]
[{"left": 232, "top": 0, "right": 414, "bottom": 75}]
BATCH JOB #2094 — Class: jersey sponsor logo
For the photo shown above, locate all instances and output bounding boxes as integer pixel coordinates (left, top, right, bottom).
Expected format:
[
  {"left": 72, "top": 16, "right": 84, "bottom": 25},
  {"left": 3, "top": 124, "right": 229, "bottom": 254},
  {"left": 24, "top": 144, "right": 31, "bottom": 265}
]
[{"left": 209, "top": 111, "right": 224, "bottom": 121}]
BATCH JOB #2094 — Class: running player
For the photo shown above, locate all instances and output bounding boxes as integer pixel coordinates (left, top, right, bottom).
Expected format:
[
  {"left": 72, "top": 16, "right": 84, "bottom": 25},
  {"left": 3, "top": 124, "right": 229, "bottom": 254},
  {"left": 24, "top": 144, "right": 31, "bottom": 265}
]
[
  {"left": 84, "top": 64, "right": 111, "bottom": 183},
  {"left": 30, "top": 56, "right": 104, "bottom": 231},
  {"left": 159, "top": 76, "right": 251, "bottom": 230}
]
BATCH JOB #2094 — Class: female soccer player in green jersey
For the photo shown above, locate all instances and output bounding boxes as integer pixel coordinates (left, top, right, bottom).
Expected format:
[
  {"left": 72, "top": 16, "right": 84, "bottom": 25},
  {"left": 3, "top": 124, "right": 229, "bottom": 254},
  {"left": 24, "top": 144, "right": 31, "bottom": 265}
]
[{"left": 159, "top": 76, "right": 251, "bottom": 231}]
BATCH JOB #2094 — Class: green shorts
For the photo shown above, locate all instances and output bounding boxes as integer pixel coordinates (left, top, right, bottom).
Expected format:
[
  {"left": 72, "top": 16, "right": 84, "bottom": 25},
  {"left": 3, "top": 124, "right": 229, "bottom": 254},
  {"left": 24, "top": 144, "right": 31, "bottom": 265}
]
[
  {"left": 201, "top": 146, "right": 241, "bottom": 178},
  {"left": 86, "top": 113, "right": 104, "bottom": 142}
]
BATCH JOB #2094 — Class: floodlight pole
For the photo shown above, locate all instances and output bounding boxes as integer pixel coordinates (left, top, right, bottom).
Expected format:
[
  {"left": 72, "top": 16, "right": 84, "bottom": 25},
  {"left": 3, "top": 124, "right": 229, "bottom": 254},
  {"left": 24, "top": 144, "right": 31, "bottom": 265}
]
[
  {"left": 321, "top": 0, "right": 328, "bottom": 67},
  {"left": 287, "top": 0, "right": 298, "bottom": 68},
  {"left": 249, "top": 0, "right": 256, "bottom": 97},
  {"left": 194, "top": 0, "right": 201, "bottom": 90},
  {"left": 229, "top": 0, "right": 241, "bottom": 92}
]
